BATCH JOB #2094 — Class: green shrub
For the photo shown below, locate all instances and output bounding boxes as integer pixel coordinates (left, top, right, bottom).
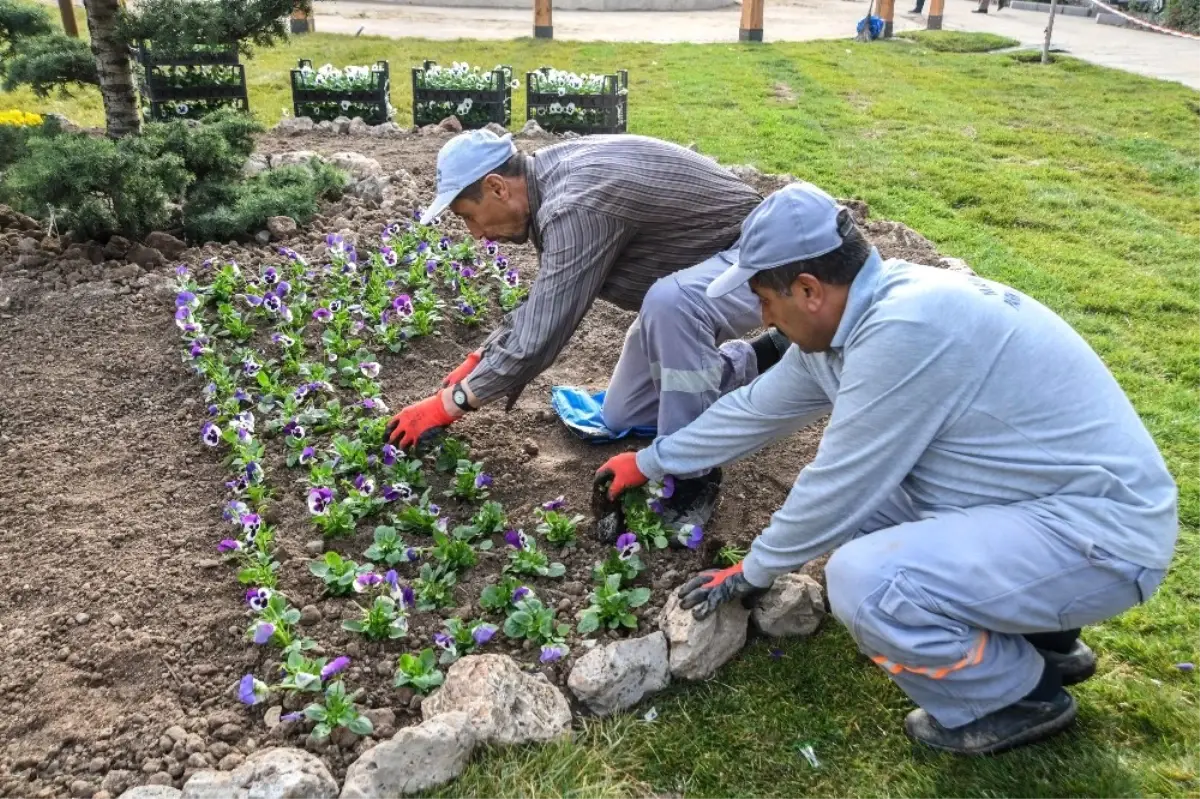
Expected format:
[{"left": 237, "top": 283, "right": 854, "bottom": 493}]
[
  {"left": 1166, "top": 0, "right": 1199, "bottom": 31},
  {"left": 0, "top": 0, "right": 53, "bottom": 55},
  {"left": 0, "top": 112, "right": 62, "bottom": 170},
  {"left": 2, "top": 33, "right": 97, "bottom": 96},
  {"left": 118, "top": 0, "right": 302, "bottom": 58},
  {"left": 0, "top": 108, "right": 346, "bottom": 242}
]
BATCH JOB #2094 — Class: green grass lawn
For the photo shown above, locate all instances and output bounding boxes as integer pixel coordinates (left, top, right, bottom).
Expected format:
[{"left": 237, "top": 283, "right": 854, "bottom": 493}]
[{"left": 3, "top": 27, "right": 1197, "bottom": 799}]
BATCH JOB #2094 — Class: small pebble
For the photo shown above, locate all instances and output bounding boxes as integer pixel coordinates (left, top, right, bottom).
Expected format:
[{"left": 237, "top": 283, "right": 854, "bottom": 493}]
[{"left": 74, "top": 613, "right": 90, "bottom": 625}]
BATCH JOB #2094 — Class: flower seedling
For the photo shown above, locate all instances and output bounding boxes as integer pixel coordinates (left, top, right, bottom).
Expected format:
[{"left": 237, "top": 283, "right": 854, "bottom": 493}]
[
  {"left": 393, "top": 496, "right": 445, "bottom": 536},
  {"left": 622, "top": 489, "right": 671, "bottom": 550},
  {"left": 430, "top": 529, "right": 477, "bottom": 573},
  {"left": 303, "top": 680, "right": 373, "bottom": 740},
  {"left": 715, "top": 543, "right": 748, "bottom": 567},
  {"left": 276, "top": 641, "right": 329, "bottom": 693},
  {"left": 503, "top": 530, "right": 566, "bottom": 578},
  {"left": 308, "top": 552, "right": 373, "bottom": 597},
  {"left": 342, "top": 594, "right": 409, "bottom": 640},
  {"left": 468, "top": 500, "right": 508, "bottom": 537},
  {"left": 393, "top": 648, "right": 445, "bottom": 693},
  {"left": 363, "top": 525, "right": 417, "bottom": 566},
  {"left": 577, "top": 573, "right": 651, "bottom": 635},
  {"left": 307, "top": 486, "right": 358, "bottom": 538},
  {"left": 246, "top": 592, "right": 302, "bottom": 649},
  {"left": 433, "top": 617, "right": 498, "bottom": 664},
  {"left": 413, "top": 564, "right": 457, "bottom": 611},
  {"left": 434, "top": 437, "right": 470, "bottom": 473},
  {"left": 534, "top": 501, "right": 583, "bottom": 548},
  {"left": 503, "top": 595, "right": 571, "bottom": 647},
  {"left": 444, "top": 459, "right": 492, "bottom": 502},
  {"left": 592, "top": 532, "right": 646, "bottom": 586},
  {"left": 479, "top": 575, "right": 527, "bottom": 614},
  {"left": 496, "top": 267, "right": 527, "bottom": 312}
]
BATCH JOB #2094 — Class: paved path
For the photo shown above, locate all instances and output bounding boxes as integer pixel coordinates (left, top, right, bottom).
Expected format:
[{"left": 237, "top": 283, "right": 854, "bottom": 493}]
[{"left": 313, "top": 0, "right": 1200, "bottom": 88}]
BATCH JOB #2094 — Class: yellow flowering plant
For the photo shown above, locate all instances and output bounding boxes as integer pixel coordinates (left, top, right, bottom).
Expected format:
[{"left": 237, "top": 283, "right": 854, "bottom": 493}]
[{"left": 0, "top": 109, "right": 43, "bottom": 127}]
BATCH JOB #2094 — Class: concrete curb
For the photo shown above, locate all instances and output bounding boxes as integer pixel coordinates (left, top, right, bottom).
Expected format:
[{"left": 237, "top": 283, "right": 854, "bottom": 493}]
[
  {"left": 1009, "top": 0, "right": 1095, "bottom": 15},
  {"left": 1096, "top": 10, "right": 1130, "bottom": 24}
]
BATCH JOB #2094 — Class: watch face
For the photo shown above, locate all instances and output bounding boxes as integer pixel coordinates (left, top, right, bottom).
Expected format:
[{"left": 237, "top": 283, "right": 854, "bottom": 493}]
[{"left": 454, "top": 388, "right": 468, "bottom": 406}]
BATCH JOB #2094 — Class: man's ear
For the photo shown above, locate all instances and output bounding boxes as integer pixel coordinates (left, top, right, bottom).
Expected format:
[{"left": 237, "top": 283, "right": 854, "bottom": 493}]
[
  {"left": 482, "top": 173, "right": 507, "bottom": 200},
  {"left": 793, "top": 273, "right": 822, "bottom": 304}
]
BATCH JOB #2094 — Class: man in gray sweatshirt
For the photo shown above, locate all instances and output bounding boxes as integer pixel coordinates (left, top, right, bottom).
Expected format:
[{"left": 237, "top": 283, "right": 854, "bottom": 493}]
[{"left": 595, "top": 182, "right": 1178, "bottom": 755}]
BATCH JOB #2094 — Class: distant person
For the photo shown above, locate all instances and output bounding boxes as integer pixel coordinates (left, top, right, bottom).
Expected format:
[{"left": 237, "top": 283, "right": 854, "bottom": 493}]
[{"left": 974, "top": 0, "right": 1010, "bottom": 13}]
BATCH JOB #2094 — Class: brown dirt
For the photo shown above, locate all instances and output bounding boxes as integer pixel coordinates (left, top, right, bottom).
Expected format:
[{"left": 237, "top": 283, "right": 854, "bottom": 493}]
[{"left": 0, "top": 130, "right": 956, "bottom": 798}]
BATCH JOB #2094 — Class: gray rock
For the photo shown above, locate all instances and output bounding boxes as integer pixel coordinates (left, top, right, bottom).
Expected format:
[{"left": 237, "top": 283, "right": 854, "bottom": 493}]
[
  {"left": 659, "top": 590, "right": 749, "bottom": 681},
  {"left": 752, "top": 574, "right": 825, "bottom": 638},
  {"left": 483, "top": 122, "right": 508, "bottom": 137},
  {"left": 117, "top": 787, "right": 181, "bottom": 799},
  {"left": 437, "top": 115, "right": 463, "bottom": 133},
  {"left": 242, "top": 154, "right": 270, "bottom": 178},
  {"left": 340, "top": 712, "right": 475, "bottom": 798},
  {"left": 147, "top": 773, "right": 174, "bottom": 787},
  {"left": 270, "top": 151, "right": 323, "bottom": 170},
  {"left": 348, "top": 117, "right": 370, "bottom": 136},
  {"left": 421, "top": 654, "right": 571, "bottom": 746},
  {"left": 328, "top": 152, "right": 384, "bottom": 181},
  {"left": 367, "top": 122, "right": 405, "bottom": 138},
  {"left": 317, "top": 120, "right": 335, "bottom": 132},
  {"left": 102, "top": 769, "right": 136, "bottom": 796},
  {"left": 218, "top": 754, "right": 245, "bottom": 771},
  {"left": 267, "top": 216, "right": 298, "bottom": 240},
  {"left": 519, "top": 118, "right": 547, "bottom": 138},
  {"left": 181, "top": 747, "right": 336, "bottom": 799},
  {"left": 298, "top": 605, "right": 322, "bottom": 626},
  {"left": 254, "top": 230, "right": 272, "bottom": 246},
  {"left": 418, "top": 124, "right": 440, "bottom": 136},
  {"left": 728, "top": 164, "right": 763, "bottom": 181},
  {"left": 333, "top": 116, "right": 352, "bottom": 135},
  {"left": 213, "top": 722, "right": 244, "bottom": 743},
  {"left": 352, "top": 174, "right": 390, "bottom": 205},
  {"left": 567, "top": 632, "right": 669, "bottom": 716},
  {"left": 363, "top": 708, "right": 395, "bottom": 739},
  {"left": 304, "top": 540, "right": 325, "bottom": 556},
  {"left": 71, "top": 780, "right": 95, "bottom": 797},
  {"left": 127, "top": 244, "right": 164, "bottom": 269},
  {"left": 276, "top": 116, "right": 315, "bottom": 136}
]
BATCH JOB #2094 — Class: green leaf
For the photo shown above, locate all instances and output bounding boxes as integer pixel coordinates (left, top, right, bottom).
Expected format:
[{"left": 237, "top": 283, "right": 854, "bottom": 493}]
[
  {"left": 621, "top": 613, "right": 639, "bottom": 629},
  {"left": 305, "top": 705, "right": 329, "bottom": 722},
  {"left": 347, "top": 715, "right": 374, "bottom": 736},
  {"left": 312, "top": 722, "right": 331, "bottom": 740},
  {"left": 577, "top": 612, "right": 600, "bottom": 635},
  {"left": 628, "top": 587, "right": 652, "bottom": 608},
  {"left": 479, "top": 540, "right": 493, "bottom": 551},
  {"left": 546, "top": 562, "right": 566, "bottom": 578},
  {"left": 653, "top": 536, "right": 669, "bottom": 549},
  {"left": 342, "top": 620, "right": 365, "bottom": 632}
]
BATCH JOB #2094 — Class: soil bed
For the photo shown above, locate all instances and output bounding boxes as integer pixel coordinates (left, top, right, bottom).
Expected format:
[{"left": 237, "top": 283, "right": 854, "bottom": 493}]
[{"left": 0, "top": 131, "right": 953, "bottom": 799}]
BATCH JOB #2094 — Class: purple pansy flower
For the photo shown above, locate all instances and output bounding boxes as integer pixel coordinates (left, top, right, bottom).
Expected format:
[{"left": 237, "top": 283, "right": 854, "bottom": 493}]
[
  {"left": 381, "top": 444, "right": 399, "bottom": 466},
  {"left": 660, "top": 476, "right": 676, "bottom": 499},
  {"left": 403, "top": 548, "right": 420, "bottom": 564},
  {"left": 252, "top": 622, "right": 276, "bottom": 645},
  {"left": 433, "top": 631, "right": 454, "bottom": 650},
  {"left": 189, "top": 341, "right": 205, "bottom": 359},
  {"left": 484, "top": 239, "right": 499, "bottom": 256},
  {"left": 616, "top": 532, "right": 640, "bottom": 560},
  {"left": 320, "top": 656, "right": 350, "bottom": 680},
  {"left": 353, "top": 474, "right": 375, "bottom": 496},
  {"left": 201, "top": 421, "right": 221, "bottom": 447},
  {"left": 541, "top": 496, "right": 566, "bottom": 512},
  {"left": 226, "top": 474, "right": 249, "bottom": 494},
  {"left": 275, "top": 280, "right": 291, "bottom": 298},
  {"left": 307, "top": 486, "right": 334, "bottom": 515},
  {"left": 504, "top": 529, "right": 528, "bottom": 550},
  {"left": 312, "top": 307, "right": 332, "bottom": 323},
  {"left": 457, "top": 301, "right": 475, "bottom": 317},
  {"left": 539, "top": 644, "right": 566, "bottom": 663},
  {"left": 354, "top": 572, "right": 382, "bottom": 592},
  {"left": 648, "top": 498, "right": 665, "bottom": 515},
  {"left": 240, "top": 513, "right": 262, "bottom": 538},
  {"left": 175, "top": 264, "right": 189, "bottom": 277},
  {"left": 682, "top": 523, "right": 704, "bottom": 550},
  {"left": 245, "top": 462, "right": 263, "bottom": 484},
  {"left": 242, "top": 358, "right": 261, "bottom": 377},
  {"left": 271, "top": 332, "right": 294, "bottom": 347},
  {"left": 244, "top": 294, "right": 264, "bottom": 308},
  {"left": 511, "top": 586, "right": 531, "bottom": 604},
  {"left": 460, "top": 266, "right": 476, "bottom": 280},
  {"left": 360, "top": 361, "right": 381, "bottom": 379},
  {"left": 238, "top": 674, "right": 268, "bottom": 705},
  {"left": 281, "top": 711, "right": 304, "bottom": 723},
  {"left": 494, "top": 254, "right": 509, "bottom": 269},
  {"left": 263, "top": 294, "right": 283, "bottom": 314},
  {"left": 438, "top": 237, "right": 451, "bottom": 251},
  {"left": 400, "top": 585, "right": 415, "bottom": 608},
  {"left": 233, "top": 388, "right": 251, "bottom": 404},
  {"left": 504, "top": 268, "right": 519, "bottom": 287},
  {"left": 175, "top": 290, "right": 199, "bottom": 309},
  {"left": 384, "top": 223, "right": 401, "bottom": 239},
  {"left": 472, "top": 624, "right": 497, "bottom": 646},
  {"left": 380, "top": 246, "right": 398, "bottom": 267},
  {"left": 383, "top": 483, "right": 413, "bottom": 503},
  {"left": 245, "top": 587, "right": 271, "bottom": 613},
  {"left": 475, "top": 473, "right": 493, "bottom": 490},
  {"left": 392, "top": 294, "right": 413, "bottom": 317},
  {"left": 262, "top": 266, "right": 278, "bottom": 285},
  {"left": 299, "top": 446, "right": 315, "bottom": 465},
  {"left": 384, "top": 570, "right": 399, "bottom": 592},
  {"left": 217, "top": 539, "right": 241, "bottom": 554}
]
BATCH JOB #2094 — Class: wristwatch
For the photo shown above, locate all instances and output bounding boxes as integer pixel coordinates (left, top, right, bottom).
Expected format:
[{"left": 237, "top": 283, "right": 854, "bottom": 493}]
[{"left": 449, "top": 382, "right": 473, "bottom": 413}]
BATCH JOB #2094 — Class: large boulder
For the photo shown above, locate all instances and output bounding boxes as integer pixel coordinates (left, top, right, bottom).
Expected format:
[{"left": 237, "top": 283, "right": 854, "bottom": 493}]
[
  {"left": 367, "top": 122, "right": 406, "bottom": 138},
  {"left": 242, "top": 154, "right": 270, "bottom": 178},
  {"left": 352, "top": 174, "right": 391, "bottom": 205},
  {"left": 518, "top": 119, "right": 547, "bottom": 138},
  {"left": 751, "top": 574, "right": 825, "bottom": 638},
  {"left": 421, "top": 654, "right": 572, "bottom": 746},
  {"left": 267, "top": 216, "right": 298, "bottom": 240},
  {"left": 328, "top": 152, "right": 384, "bottom": 181},
  {"left": 180, "top": 747, "right": 336, "bottom": 799},
  {"left": 567, "top": 632, "right": 669, "bottom": 716},
  {"left": 437, "top": 115, "right": 463, "bottom": 133},
  {"left": 659, "top": 591, "right": 749, "bottom": 681},
  {"left": 144, "top": 231, "right": 186, "bottom": 259},
  {"left": 348, "top": 117, "right": 370, "bottom": 136},
  {"left": 270, "top": 151, "right": 323, "bottom": 170},
  {"left": 339, "top": 712, "right": 475, "bottom": 798},
  {"left": 275, "top": 116, "right": 315, "bottom": 136}
]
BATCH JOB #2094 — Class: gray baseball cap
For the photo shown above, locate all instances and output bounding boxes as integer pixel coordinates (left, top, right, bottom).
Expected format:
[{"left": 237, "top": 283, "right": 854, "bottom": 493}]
[
  {"left": 706, "top": 181, "right": 848, "bottom": 298},
  {"left": 420, "top": 129, "right": 519, "bottom": 225}
]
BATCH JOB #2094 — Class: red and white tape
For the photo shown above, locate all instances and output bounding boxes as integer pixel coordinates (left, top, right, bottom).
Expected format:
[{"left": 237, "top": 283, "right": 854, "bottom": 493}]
[{"left": 1085, "top": 0, "right": 1200, "bottom": 40}]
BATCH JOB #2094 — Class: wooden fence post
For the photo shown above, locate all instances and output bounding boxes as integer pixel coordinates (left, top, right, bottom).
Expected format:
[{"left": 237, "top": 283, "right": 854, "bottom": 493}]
[
  {"left": 58, "top": 0, "right": 78, "bottom": 37},
  {"left": 927, "top": 0, "right": 945, "bottom": 28},
  {"left": 290, "top": 6, "right": 315, "bottom": 33},
  {"left": 878, "top": 0, "right": 895, "bottom": 37},
  {"left": 739, "top": 0, "right": 764, "bottom": 41},
  {"left": 534, "top": 0, "right": 553, "bottom": 38}
]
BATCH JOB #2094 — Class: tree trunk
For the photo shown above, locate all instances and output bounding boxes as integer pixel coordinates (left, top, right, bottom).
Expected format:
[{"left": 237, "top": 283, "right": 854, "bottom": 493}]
[
  {"left": 1042, "top": 0, "right": 1059, "bottom": 63},
  {"left": 83, "top": 0, "right": 140, "bottom": 138}
]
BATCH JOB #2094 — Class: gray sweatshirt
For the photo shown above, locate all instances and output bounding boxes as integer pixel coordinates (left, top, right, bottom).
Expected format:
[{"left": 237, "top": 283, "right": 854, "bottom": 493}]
[{"left": 635, "top": 250, "right": 1179, "bottom": 587}]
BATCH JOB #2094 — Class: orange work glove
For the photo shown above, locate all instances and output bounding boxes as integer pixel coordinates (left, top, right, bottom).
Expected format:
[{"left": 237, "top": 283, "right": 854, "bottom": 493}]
[
  {"left": 593, "top": 451, "right": 648, "bottom": 501},
  {"left": 677, "top": 562, "right": 769, "bottom": 620},
  {"left": 385, "top": 391, "right": 457, "bottom": 450},
  {"left": 441, "top": 351, "right": 482, "bottom": 388}
]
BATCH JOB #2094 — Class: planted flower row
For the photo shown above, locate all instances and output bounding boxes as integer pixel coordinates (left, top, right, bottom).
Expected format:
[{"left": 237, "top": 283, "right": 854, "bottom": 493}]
[{"left": 172, "top": 210, "right": 694, "bottom": 743}]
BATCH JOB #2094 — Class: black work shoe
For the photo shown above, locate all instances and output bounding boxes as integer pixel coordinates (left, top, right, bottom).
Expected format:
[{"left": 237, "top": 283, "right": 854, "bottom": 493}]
[
  {"left": 749, "top": 329, "right": 790, "bottom": 374},
  {"left": 1037, "top": 640, "right": 1096, "bottom": 686},
  {"left": 905, "top": 690, "right": 1076, "bottom": 755},
  {"left": 659, "top": 469, "right": 723, "bottom": 540}
]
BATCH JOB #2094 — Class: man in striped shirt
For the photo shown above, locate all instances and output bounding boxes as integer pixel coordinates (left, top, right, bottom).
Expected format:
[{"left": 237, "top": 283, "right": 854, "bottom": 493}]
[{"left": 386, "top": 129, "right": 790, "bottom": 531}]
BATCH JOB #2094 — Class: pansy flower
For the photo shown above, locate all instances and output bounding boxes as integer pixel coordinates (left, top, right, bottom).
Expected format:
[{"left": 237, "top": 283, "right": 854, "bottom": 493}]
[
  {"left": 299, "top": 446, "right": 315, "bottom": 465},
  {"left": 539, "top": 644, "right": 566, "bottom": 663},
  {"left": 511, "top": 586, "right": 531, "bottom": 603},
  {"left": 245, "top": 587, "right": 271, "bottom": 612},
  {"left": 217, "top": 539, "right": 241, "bottom": 554},
  {"left": 201, "top": 421, "right": 221, "bottom": 447},
  {"left": 353, "top": 474, "right": 375, "bottom": 496},
  {"left": 354, "top": 572, "right": 382, "bottom": 592},
  {"left": 504, "top": 529, "right": 529, "bottom": 550},
  {"left": 240, "top": 513, "right": 262, "bottom": 538},
  {"left": 307, "top": 486, "right": 334, "bottom": 515},
  {"left": 359, "top": 362, "right": 381, "bottom": 379},
  {"left": 320, "top": 656, "right": 350, "bottom": 680},
  {"left": 312, "top": 307, "right": 332, "bottom": 323},
  {"left": 472, "top": 624, "right": 498, "bottom": 646},
  {"left": 238, "top": 674, "right": 269, "bottom": 706},
  {"left": 616, "top": 532, "right": 641, "bottom": 560},
  {"left": 542, "top": 496, "right": 566, "bottom": 512},
  {"left": 252, "top": 622, "right": 276, "bottom": 645}
]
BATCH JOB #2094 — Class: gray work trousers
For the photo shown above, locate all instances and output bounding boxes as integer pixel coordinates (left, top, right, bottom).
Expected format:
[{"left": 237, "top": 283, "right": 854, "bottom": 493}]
[
  {"left": 601, "top": 248, "right": 764, "bottom": 444},
  {"left": 827, "top": 490, "right": 1166, "bottom": 728}
]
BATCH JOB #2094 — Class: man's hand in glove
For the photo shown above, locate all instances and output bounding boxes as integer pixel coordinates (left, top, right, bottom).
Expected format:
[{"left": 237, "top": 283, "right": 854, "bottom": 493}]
[
  {"left": 441, "top": 351, "right": 482, "bottom": 388},
  {"left": 593, "top": 451, "right": 648, "bottom": 501},
  {"left": 677, "top": 562, "right": 769, "bottom": 620},
  {"left": 385, "top": 391, "right": 460, "bottom": 450}
]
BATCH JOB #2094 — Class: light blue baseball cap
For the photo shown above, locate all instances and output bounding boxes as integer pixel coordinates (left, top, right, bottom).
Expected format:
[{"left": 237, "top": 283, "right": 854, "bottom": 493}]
[
  {"left": 706, "top": 181, "right": 849, "bottom": 298},
  {"left": 420, "top": 129, "right": 519, "bottom": 225}
]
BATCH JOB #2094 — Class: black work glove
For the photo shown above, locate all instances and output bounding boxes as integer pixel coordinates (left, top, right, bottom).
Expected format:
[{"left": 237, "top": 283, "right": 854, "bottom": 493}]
[{"left": 677, "top": 562, "right": 769, "bottom": 620}]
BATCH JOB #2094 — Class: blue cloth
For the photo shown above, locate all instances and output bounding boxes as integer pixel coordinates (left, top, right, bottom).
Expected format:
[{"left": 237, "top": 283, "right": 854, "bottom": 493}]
[
  {"left": 857, "top": 14, "right": 884, "bottom": 39},
  {"left": 550, "top": 386, "right": 657, "bottom": 443}
]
